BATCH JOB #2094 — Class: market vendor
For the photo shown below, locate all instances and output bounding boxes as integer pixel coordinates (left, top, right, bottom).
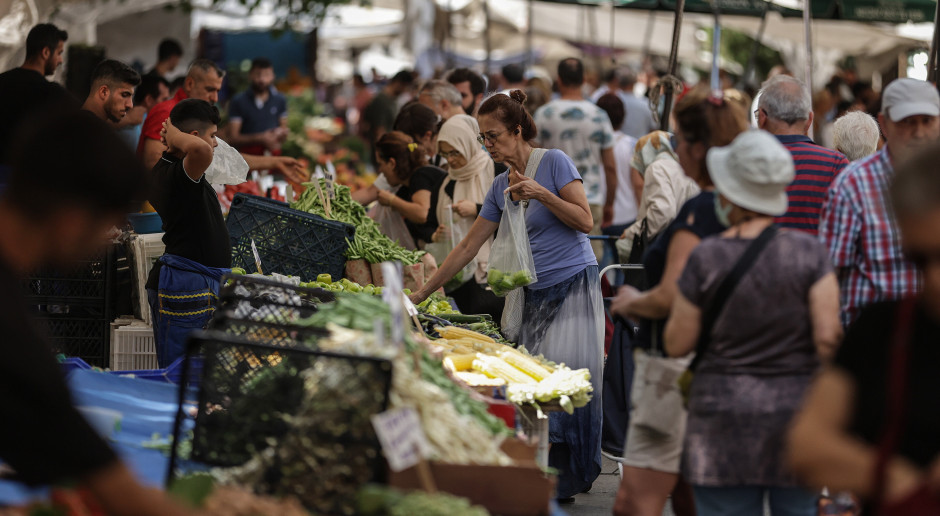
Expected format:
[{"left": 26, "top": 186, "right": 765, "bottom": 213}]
[
  {"left": 410, "top": 90, "right": 603, "bottom": 502},
  {"left": 0, "top": 112, "right": 192, "bottom": 515},
  {"left": 146, "top": 99, "right": 230, "bottom": 367}
]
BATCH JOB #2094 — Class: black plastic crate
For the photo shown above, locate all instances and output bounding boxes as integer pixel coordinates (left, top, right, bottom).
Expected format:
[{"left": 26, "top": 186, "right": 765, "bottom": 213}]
[
  {"left": 33, "top": 309, "right": 111, "bottom": 367},
  {"left": 23, "top": 245, "right": 122, "bottom": 367},
  {"left": 216, "top": 274, "right": 334, "bottom": 325},
  {"left": 169, "top": 331, "right": 392, "bottom": 515},
  {"left": 226, "top": 194, "right": 355, "bottom": 282},
  {"left": 210, "top": 313, "right": 328, "bottom": 348}
]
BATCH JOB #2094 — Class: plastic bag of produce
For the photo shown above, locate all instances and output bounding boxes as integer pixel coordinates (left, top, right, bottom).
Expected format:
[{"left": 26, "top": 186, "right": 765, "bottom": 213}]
[
  {"left": 205, "top": 138, "right": 250, "bottom": 185},
  {"left": 369, "top": 203, "right": 416, "bottom": 250},
  {"left": 425, "top": 205, "right": 475, "bottom": 292},
  {"left": 486, "top": 191, "right": 537, "bottom": 297},
  {"left": 345, "top": 259, "right": 373, "bottom": 285}
]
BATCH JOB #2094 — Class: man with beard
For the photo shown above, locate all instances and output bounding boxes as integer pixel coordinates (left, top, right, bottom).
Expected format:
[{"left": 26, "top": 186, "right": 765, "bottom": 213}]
[
  {"left": 446, "top": 68, "right": 486, "bottom": 116},
  {"left": 0, "top": 23, "right": 73, "bottom": 167},
  {"left": 820, "top": 77, "right": 940, "bottom": 327},
  {"left": 226, "top": 57, "right": 288, "bottom": 155},
  {"left": 81, "top": 59, "right": 141, "bottom": 124}
]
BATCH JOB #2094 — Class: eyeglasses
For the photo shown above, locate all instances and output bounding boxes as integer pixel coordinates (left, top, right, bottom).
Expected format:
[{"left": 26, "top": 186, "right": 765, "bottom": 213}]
[
  {"left": 439, "top": 149, "right": 464, "bottom": 159},
  {"left": 477, "top": 129, "right": 508, "bottom": 145}
]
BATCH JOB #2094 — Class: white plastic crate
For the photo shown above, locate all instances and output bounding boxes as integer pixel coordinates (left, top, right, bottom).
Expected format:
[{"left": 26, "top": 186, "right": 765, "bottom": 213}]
[
  {"left": 110, "top": 320, "right": 158, "bottom": 370},
  {"left": 129, "top": 233, "right": 165, "bottom": 325}
]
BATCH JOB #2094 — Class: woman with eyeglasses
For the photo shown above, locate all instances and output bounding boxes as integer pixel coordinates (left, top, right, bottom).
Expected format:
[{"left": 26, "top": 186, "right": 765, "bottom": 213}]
[
  {"left": 431, "top": 114, "right": 504, "bottom": 320},
  {"left": 410, "top": 90, "right": 604, "bottom": 502},
  {"left": 609, "top": 86, "right": 748, "bottom": 516},
  {"left": 370, "top": 131, "right": 447, "bottom": 248}
]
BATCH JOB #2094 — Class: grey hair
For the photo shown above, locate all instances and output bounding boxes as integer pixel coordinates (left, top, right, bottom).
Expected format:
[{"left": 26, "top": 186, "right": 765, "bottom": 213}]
[
  {"left": 188, "top": 58, "right": 226, "bottom": 79},
  {"left": 420, "top": 79, "right": 462, "bottom": 106},
  {"left": 833, "top": 111, "right": 880, "bottom": 161},
  {"left": 758, "top": 75, "right": 811, "bottom": 125}
]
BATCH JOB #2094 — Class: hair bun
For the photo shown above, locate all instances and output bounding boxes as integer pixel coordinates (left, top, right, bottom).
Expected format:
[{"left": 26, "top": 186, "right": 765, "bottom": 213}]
[{"left": 509, "top": 89, "right": 527, "bottom": 105}]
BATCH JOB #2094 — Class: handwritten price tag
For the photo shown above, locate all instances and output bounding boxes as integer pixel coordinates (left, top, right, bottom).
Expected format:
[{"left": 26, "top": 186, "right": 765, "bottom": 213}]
[{"left": 371, "top": 408, "right": 431, "bottom": 472}]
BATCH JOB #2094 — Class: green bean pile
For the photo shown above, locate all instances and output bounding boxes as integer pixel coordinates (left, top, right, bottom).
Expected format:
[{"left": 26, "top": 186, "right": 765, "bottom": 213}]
[{"left": 291, "top": 180, "right": 424, "bottom": 265}]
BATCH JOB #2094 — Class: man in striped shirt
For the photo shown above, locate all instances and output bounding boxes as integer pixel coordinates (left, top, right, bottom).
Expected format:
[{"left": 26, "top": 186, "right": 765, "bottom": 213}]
[
  {"left": 756, "top": 75, "right": 850, "bottom": 235},
  {"left": 819, "top": 78, "right": 940, "bottom": 326}
]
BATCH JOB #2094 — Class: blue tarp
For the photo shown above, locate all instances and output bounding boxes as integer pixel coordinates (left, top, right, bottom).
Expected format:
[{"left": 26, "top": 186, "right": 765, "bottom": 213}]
[{"left": 0, "top": 369, "right": 190, "bottom": 506}]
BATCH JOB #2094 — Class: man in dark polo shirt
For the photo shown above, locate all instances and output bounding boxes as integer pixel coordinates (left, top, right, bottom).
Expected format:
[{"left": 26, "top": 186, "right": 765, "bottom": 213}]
[
  {"left": 146, "top": 99, "right": 230, "bottom": 367},
  {"left": 0, "top": 112, "right": 192, "bottom": 515},
  {"left": 226, "top": 57, "right": 288, "bottom": 155}
]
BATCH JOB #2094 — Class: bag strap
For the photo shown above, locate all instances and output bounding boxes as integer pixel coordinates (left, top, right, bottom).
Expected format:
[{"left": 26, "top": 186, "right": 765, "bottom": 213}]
[
  {"left": 872, "top": 297, "right": 917, "bottom": 512},
  {"left": 688, "top": 224, "right": 778, "bottom": 371}
]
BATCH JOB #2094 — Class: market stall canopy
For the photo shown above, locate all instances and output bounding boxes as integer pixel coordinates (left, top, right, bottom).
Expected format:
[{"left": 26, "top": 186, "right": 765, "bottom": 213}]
[{"left": 774, "top": 0, "right": 936, "bottom": 22}]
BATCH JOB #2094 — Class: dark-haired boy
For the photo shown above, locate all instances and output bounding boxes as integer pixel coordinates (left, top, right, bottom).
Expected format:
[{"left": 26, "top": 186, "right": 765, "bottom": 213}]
[
  {"left": 146, "top": 98, "right": 231, "bottom": 367},
  {"left": 81, "top": 59, "right": 141, "bottom": 124}
]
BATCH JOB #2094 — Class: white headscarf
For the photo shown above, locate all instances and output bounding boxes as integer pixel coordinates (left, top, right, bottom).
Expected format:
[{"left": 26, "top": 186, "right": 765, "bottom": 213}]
[{"left": 435, "top": 115, "right": 495, "bottom": 283}]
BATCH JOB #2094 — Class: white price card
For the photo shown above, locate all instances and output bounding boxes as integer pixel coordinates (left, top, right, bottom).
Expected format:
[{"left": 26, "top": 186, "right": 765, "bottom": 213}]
[
  {"left": 403, "top": 294, "right": 419, "bottom": 317},
  {"left": 371, "top": 408, "right": 432, "bottom": 472}
]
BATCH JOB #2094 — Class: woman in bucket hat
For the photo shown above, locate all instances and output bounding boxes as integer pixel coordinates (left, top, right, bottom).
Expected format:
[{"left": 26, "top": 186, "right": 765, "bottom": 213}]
[{"left": 663, "top": 130, "right": 843, "bottom": 515}]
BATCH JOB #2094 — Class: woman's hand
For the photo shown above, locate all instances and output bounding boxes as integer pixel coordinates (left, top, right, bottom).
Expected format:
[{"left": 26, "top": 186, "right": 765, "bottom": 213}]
[
  {"left": 505, "top": 169, "right": 548, "bottom": 201},
  {"left": 377, "top": 189, "right": 396, "bottom": 207},
  {"left": 610, "top": 285, "right": 642, "bottom": 319},
  {"left": 453, "top": 200, "right": 477, "bottom": 218},
  {"left": 431, "top": 225, "right": 448, "bottom": 243}
]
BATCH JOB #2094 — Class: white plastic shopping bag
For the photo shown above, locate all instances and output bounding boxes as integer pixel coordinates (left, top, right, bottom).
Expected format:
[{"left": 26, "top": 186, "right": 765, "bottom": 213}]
[
  {"left": 486, "top": 191, "right": 537, "bottom": 297},
  {"left": 425, "top": 205, "right": 475, "bottom": 292},
  {"left": 205, "top": 138, "right": 250, "bottom": 185}
]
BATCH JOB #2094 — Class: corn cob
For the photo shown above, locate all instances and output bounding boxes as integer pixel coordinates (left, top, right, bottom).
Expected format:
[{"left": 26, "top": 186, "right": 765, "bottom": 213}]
[
  {"left": 436, "top": 326, "right": 496, "bottom": 344},
  {"left": 454, "top": 371, "right": 506, "bottom": 387},
  {"left": 472, "top": 354, "right": 537, "bottom": 384},
  {"left": 499, "top": 350, "right": 552, "bottom": 381},
  {"left": 443, "top": 353, "right": 476, "bottom": 372}
]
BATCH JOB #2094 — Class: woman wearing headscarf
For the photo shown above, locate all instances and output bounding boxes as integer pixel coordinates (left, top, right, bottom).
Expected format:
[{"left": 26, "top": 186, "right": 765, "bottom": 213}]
[
  {"left": 616, "top": 131, "right": 700, "bottom": 262},
  {"left": 431, "top": 114, "right": 504, "bottom": 320}
]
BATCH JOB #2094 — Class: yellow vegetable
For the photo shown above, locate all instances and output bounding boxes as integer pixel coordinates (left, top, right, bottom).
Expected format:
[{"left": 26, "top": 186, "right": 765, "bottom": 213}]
[
  {"left": 443, "top": 353, "right": 476, "bottom": 372},
  {"left": 499, "top": 350, "right": 552, "bottom": 381},
  {"left": 472, "top": 354, "right": 537, "bottom": 384},
  {"left": 436, "top": 326, "right": 496, "bottom": 344},
  {"left": 454, "top": 371, "right": 506, "bottom": 387}
]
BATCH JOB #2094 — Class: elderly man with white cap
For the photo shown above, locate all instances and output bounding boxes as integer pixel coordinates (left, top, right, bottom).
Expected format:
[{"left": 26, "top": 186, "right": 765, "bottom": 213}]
[
  {"left": 819, "top": 78, "right": 940, "bottom": 327},
  {"left": 664, "top": 130, "right": 842, "bottom": 516}
]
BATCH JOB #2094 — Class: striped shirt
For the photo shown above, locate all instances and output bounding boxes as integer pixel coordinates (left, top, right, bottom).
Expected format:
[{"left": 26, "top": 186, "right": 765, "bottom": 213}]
[
  {"left": 818, "top": 147, "right": 921, "bottom": 327},
  {"left": 774, "top": 135, "right": 850, "bottom": 235}
]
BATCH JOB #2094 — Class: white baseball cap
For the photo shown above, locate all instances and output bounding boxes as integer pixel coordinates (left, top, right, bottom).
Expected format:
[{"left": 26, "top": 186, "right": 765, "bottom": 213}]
[
  {"left": 883, "top": 78, "right": 940, "bottom": 122},
  {"left": 707, "top": 130, "right": 795, "bottom": 216}
]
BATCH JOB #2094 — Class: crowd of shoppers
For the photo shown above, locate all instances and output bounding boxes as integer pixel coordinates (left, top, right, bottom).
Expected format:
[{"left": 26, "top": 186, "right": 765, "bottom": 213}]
[{"left": 8, "top": 18, "right": 940, "bottom": 515}]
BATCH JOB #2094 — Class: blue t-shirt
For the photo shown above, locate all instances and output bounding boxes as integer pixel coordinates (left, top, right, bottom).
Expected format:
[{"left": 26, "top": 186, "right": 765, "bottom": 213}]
[
  {"left": 479, "top": 149, "right": 597, "bottom": 290},
  {"left": 228, "top": 87, "right": 287, "bottom": 135}
]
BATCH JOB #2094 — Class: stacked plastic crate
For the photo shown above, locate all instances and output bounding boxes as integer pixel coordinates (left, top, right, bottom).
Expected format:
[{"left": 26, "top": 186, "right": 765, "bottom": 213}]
[{"left": 24, "top": 245, "right": 122, "bottom": 367}]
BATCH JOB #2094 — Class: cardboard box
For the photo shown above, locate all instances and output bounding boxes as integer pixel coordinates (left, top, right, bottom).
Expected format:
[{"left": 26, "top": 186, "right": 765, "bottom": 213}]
[{"left": 388, "top": 457, "right": 554, "bottom": 516}]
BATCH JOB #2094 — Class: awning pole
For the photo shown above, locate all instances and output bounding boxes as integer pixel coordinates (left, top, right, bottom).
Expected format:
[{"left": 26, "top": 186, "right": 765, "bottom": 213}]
[
  {"left": 738, "top": 3, "right": 768, "bottom": 90},
  {"left": 928, "top": 0, "right": 940, "bottom": 82},
  {"left": 803, "top": 0, "right": 813, "bottom": 89},
  {"left": 711, "top": 8, "right": 722, "bottom": 94},
  {"left": 484, "top": 0, "right": 492, "bottom": 73},
  {"left": 610, "top": 0, "right": 617, "bottom": 64},
  {"left": 527, "top": 0, "right": 534, "bottom": 68},
  {"left": 659, "top": 0, "right": 686, "bottom": 130}
]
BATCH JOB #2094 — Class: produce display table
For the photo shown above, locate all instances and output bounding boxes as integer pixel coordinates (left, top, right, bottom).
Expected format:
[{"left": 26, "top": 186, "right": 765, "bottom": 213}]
[
  {"left": 0, "top": 370, "right": 190, "bottom": 506},
  {"left": 518, "top": 403, "right": 566, "bottom": 469}
]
